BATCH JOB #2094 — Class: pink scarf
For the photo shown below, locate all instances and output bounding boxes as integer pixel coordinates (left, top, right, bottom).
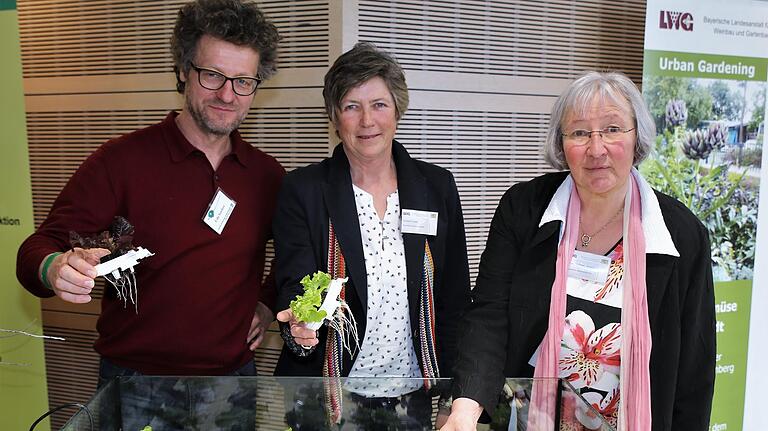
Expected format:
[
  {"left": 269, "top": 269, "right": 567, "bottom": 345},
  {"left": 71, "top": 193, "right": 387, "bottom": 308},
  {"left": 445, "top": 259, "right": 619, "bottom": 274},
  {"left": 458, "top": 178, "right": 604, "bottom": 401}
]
[{"left": 529, "top": 174, "right": 652, "bottom": 430}]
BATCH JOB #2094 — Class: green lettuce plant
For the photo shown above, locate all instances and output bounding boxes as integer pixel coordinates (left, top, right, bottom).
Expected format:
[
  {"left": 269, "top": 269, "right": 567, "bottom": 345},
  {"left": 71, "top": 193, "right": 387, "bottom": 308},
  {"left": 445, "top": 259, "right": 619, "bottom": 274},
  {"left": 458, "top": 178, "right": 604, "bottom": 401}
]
[{"left": 290, "top": 271, "right": 332, "bottom": 323}]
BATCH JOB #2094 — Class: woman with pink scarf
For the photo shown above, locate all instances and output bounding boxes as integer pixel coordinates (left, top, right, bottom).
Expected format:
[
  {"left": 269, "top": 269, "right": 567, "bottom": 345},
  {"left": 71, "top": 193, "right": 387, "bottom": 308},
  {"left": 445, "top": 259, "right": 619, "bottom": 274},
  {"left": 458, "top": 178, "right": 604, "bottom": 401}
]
[{"left": 442, "top": 71, "right": 715, "bottom": 431}]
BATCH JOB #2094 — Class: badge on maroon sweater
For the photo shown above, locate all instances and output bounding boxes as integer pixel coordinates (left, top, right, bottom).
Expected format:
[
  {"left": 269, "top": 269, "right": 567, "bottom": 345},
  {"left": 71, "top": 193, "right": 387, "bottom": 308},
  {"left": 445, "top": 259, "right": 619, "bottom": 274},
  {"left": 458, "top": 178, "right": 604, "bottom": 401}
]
[{"left": 203, "top": 187, "right": 236, "bottom": 234}]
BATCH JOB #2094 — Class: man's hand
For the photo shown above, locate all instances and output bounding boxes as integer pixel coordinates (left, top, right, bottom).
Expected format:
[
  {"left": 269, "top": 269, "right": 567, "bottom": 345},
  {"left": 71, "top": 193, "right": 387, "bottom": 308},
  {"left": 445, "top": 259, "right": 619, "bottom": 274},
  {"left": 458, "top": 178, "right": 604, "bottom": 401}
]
[
  {"left": 276, "top": 308, "right": 319, "bottom": 347},
  {"left": 247, "top": 301, "right": 275, "bottom": 351},
  {"left": 41, "top": 247, "right": 111, "bottom": 304}
]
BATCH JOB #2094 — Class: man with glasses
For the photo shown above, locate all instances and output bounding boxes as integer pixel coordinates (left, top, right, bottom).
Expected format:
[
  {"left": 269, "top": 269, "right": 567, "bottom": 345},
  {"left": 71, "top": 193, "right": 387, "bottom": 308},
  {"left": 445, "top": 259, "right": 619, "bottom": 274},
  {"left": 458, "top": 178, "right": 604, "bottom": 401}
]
[{"left": 17, "top": 0, "right": 283, "bottom": 396}]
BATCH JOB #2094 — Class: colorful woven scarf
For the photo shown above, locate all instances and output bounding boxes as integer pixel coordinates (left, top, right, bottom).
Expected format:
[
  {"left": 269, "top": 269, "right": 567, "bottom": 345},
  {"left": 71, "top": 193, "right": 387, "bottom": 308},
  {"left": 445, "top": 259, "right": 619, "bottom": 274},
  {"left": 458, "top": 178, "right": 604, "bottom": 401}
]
[
  {"left": 323, "top": 221, "right": 346, "bottom": 424},
  {"left": 322, "top": 220, "right": 441, "bottom": 420},
  {"left": 418, "top": 240, "right": 440, "bottom": 388},
  {"left": 529, "top": 174, "right": 652, "bottom": 430}
]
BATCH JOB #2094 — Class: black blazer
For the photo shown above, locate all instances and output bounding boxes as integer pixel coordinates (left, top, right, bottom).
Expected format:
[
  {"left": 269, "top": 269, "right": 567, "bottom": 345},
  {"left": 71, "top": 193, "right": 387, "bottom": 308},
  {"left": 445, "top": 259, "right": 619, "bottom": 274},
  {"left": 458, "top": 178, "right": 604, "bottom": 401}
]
[
  {"left": 452, "top": 171, "right": 716, "bottom": 431},
  {"left": 273, "top": 141, "right": 471, "bottom": 378}
]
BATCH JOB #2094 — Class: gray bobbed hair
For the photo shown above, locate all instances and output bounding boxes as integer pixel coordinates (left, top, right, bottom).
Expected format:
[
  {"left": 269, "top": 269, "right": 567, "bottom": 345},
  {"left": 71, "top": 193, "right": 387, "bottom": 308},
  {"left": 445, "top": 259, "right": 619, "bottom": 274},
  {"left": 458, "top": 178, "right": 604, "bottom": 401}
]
[{"left": 544, "top": 71, "right": 655, "bottom": 170}]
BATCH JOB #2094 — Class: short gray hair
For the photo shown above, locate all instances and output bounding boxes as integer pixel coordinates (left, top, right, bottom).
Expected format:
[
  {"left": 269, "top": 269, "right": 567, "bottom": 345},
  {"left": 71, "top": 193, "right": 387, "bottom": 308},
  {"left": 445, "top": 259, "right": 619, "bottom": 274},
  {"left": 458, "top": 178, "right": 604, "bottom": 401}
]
[
  {"left": 544, "top": 71, "right": 655, "bottom": 170},
  {"left": 323, "top": 42, "right": 409, "bottom": 126}
]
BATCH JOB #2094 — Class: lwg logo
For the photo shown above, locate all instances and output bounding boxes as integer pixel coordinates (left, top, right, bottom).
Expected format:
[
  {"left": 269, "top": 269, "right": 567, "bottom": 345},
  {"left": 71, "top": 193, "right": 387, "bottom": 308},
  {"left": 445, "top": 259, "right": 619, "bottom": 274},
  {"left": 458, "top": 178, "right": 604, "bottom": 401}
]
[{"left": 659, "top": 11, "right": 694, "bottom": 31}]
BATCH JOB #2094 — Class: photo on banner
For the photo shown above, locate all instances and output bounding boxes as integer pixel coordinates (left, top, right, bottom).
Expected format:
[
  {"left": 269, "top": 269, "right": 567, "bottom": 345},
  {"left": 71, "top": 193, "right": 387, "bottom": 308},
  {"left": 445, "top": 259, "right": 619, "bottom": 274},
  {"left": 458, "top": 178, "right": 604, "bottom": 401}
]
[{"left": 642, "top": 1, "right": 768, "bottom": 430}]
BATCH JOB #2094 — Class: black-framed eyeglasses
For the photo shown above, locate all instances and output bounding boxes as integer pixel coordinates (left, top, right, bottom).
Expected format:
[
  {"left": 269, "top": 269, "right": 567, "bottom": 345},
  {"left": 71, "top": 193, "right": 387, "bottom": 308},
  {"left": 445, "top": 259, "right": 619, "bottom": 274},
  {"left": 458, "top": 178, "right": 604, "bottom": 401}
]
[
  {"left": 561, "top": 126, "right": 636, "bottom": 145},
  {"left": 190, "top": 63, "right": 262, "bottom": 96}
]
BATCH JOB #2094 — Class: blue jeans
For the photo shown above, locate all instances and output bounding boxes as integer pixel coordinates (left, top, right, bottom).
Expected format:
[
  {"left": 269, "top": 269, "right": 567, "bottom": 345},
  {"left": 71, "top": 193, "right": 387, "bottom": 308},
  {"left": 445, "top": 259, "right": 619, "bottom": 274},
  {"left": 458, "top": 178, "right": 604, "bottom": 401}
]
[
  {"left": 97, "top": 357, "right": 257, "bottom": 387},
  {"left": 284, "top": 384, "right": 434, "bottom": 430},
  {"left": 97, "top": 358, "right": 257, "bottom": 431},
  {"left": 347, "top": 390, "right": 433, "bottom": 430}
]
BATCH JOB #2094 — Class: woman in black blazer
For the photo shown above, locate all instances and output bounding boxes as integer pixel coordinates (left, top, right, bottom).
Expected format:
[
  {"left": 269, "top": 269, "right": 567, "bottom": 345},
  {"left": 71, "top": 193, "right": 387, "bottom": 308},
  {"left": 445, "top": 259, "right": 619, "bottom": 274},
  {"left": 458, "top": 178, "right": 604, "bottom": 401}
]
[
  {"left": 273, "top": 42, "right": 470, "bottom": 427},
  {"left": 443, "top": 71, "right": 715, "bottom": 431}
]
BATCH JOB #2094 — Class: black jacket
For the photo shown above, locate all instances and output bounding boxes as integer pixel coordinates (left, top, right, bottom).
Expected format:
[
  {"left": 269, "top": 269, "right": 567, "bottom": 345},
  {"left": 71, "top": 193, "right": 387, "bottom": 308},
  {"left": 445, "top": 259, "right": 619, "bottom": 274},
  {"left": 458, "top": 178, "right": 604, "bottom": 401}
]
[
  {"left": 452, "top": 171, "right": 715, "bottom": 431},
  {"left": 273, "top": 141, "right": 471, "bottom": 378}
]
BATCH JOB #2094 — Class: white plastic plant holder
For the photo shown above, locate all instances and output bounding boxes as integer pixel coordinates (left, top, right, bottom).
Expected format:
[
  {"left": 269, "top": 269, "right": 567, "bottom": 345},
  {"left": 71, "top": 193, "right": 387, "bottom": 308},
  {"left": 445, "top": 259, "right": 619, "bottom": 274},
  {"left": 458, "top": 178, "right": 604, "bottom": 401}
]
[
  {"left": 290, "top": 272, "right": 361, "bottom": 355},
  {"left": 95, "top": 247, "right": 154, "bottom": 313},
  {"left": 95, "top": 247, "right": 154, "bottom": 278},
  {"left": 320, "top": 277, "right": 359, "bottom": 356},
  {"left": 306, "top": 277, "right": 346, "bottom": 331}
]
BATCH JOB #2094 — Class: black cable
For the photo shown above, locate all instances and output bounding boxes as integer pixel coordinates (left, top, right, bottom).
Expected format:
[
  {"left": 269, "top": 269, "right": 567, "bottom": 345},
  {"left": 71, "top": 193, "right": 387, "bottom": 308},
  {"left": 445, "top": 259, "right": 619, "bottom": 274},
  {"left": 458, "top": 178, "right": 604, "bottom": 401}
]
[{"left": 29, "top": 402, "right": 94, "bottom": 431}]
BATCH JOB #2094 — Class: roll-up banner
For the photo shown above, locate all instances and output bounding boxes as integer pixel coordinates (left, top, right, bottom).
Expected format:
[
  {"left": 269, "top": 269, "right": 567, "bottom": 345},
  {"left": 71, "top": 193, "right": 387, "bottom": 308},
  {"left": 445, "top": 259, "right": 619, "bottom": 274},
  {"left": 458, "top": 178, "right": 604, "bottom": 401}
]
[
  {"left": 642, "top": 1, "right": 768, "bottom": 430},
  {"left": 0, "top": 1, "right": 51, "bottom": 429}
]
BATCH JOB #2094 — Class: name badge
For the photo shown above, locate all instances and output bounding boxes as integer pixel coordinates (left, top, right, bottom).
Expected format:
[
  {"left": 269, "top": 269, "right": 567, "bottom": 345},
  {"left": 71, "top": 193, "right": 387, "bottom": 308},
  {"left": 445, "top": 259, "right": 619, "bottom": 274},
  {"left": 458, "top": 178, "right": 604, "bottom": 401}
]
[
  {"left": 568, "top": 250, "right": 611, "bottom": 285},
  {"left": 203, "top": 187, "right": 236, "bottom": 235},
  {"left": 401, "top": 209, "right": 438, "bottom": 236}
]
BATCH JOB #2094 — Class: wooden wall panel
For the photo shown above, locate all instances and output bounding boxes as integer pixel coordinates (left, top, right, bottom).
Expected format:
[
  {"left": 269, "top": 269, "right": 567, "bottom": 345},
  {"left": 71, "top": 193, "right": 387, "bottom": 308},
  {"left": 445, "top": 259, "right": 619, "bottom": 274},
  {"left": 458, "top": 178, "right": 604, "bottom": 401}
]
[
  {"left": 360, "top": 0, "right": 646, "bottom": 281},
  {"left": 399, "top": 108, "right": 557, "bottom": 278},
  {"left": 358, "top": 0, "right": 646, "bottom": 83}
]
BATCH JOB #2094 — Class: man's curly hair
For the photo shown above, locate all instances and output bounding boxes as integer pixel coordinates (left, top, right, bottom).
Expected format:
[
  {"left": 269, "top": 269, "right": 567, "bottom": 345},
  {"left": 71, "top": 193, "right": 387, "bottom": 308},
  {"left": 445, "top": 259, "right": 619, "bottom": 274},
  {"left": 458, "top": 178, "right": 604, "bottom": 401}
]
[{"left": 171, "top": 0, "right": 280, "bottom": 94}]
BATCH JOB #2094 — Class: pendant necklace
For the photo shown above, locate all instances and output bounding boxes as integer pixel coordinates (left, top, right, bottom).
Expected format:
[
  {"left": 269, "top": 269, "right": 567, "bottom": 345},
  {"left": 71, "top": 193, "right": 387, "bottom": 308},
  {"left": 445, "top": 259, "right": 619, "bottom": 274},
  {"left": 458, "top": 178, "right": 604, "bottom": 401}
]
[{"left": 579, "top": 206, "right": 623, "bottom": 248}]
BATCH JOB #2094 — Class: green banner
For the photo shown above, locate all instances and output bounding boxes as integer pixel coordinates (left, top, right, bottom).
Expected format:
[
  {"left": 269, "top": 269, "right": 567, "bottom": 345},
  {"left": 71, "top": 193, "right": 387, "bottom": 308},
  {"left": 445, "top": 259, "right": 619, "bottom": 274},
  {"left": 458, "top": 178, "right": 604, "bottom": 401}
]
[
  {"left": 0, "top": 7, "right": 50, "bottom": 431},
  {"left": 643, "top": 2, "right": 768, "bottom": 429},
  {"left": 711, "top": 280, "right": 752, "bottom": 431},
  {"left": 644, "top": 50, "right": 768, "bottom": 82},
  {"left": 640, "top": 50, "right": 764, "bottom": 431}
]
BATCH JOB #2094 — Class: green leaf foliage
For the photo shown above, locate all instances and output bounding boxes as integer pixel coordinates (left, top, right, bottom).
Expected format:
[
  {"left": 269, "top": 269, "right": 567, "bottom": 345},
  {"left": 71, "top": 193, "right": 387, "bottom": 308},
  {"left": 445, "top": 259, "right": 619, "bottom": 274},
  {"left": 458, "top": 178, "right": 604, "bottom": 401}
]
[
  {"left": 640, "top": 127, "right": 757, "bottom": 280},
  {"left": 643, "top": 75, "right": 713, "bottom": 129},
  {"left": 289, "top": 271, "right": 332, "bottom": 323}
]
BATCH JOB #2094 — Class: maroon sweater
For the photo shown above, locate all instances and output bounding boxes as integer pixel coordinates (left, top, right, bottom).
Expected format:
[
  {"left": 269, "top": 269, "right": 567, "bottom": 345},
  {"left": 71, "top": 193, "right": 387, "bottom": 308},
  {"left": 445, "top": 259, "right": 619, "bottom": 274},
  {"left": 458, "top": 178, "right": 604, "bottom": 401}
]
[{"left": 17, "top": 112, "right": 284, "bottom": 374}]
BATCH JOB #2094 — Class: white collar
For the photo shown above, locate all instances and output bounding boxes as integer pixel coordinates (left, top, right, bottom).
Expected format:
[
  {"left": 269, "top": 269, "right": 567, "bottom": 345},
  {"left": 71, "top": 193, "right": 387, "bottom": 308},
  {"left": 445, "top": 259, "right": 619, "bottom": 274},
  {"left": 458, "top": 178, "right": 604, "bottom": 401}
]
[{"left": 539, "top": 168, "right": 679, "bottom": 257}]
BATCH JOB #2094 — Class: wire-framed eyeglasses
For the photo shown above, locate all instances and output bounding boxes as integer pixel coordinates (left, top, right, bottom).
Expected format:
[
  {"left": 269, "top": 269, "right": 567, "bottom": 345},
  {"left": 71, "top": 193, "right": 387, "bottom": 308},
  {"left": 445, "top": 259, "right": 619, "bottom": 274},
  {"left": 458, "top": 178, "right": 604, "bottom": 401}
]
[{"left": 561, "top": 126, "right": 636, "bottom": 145}]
